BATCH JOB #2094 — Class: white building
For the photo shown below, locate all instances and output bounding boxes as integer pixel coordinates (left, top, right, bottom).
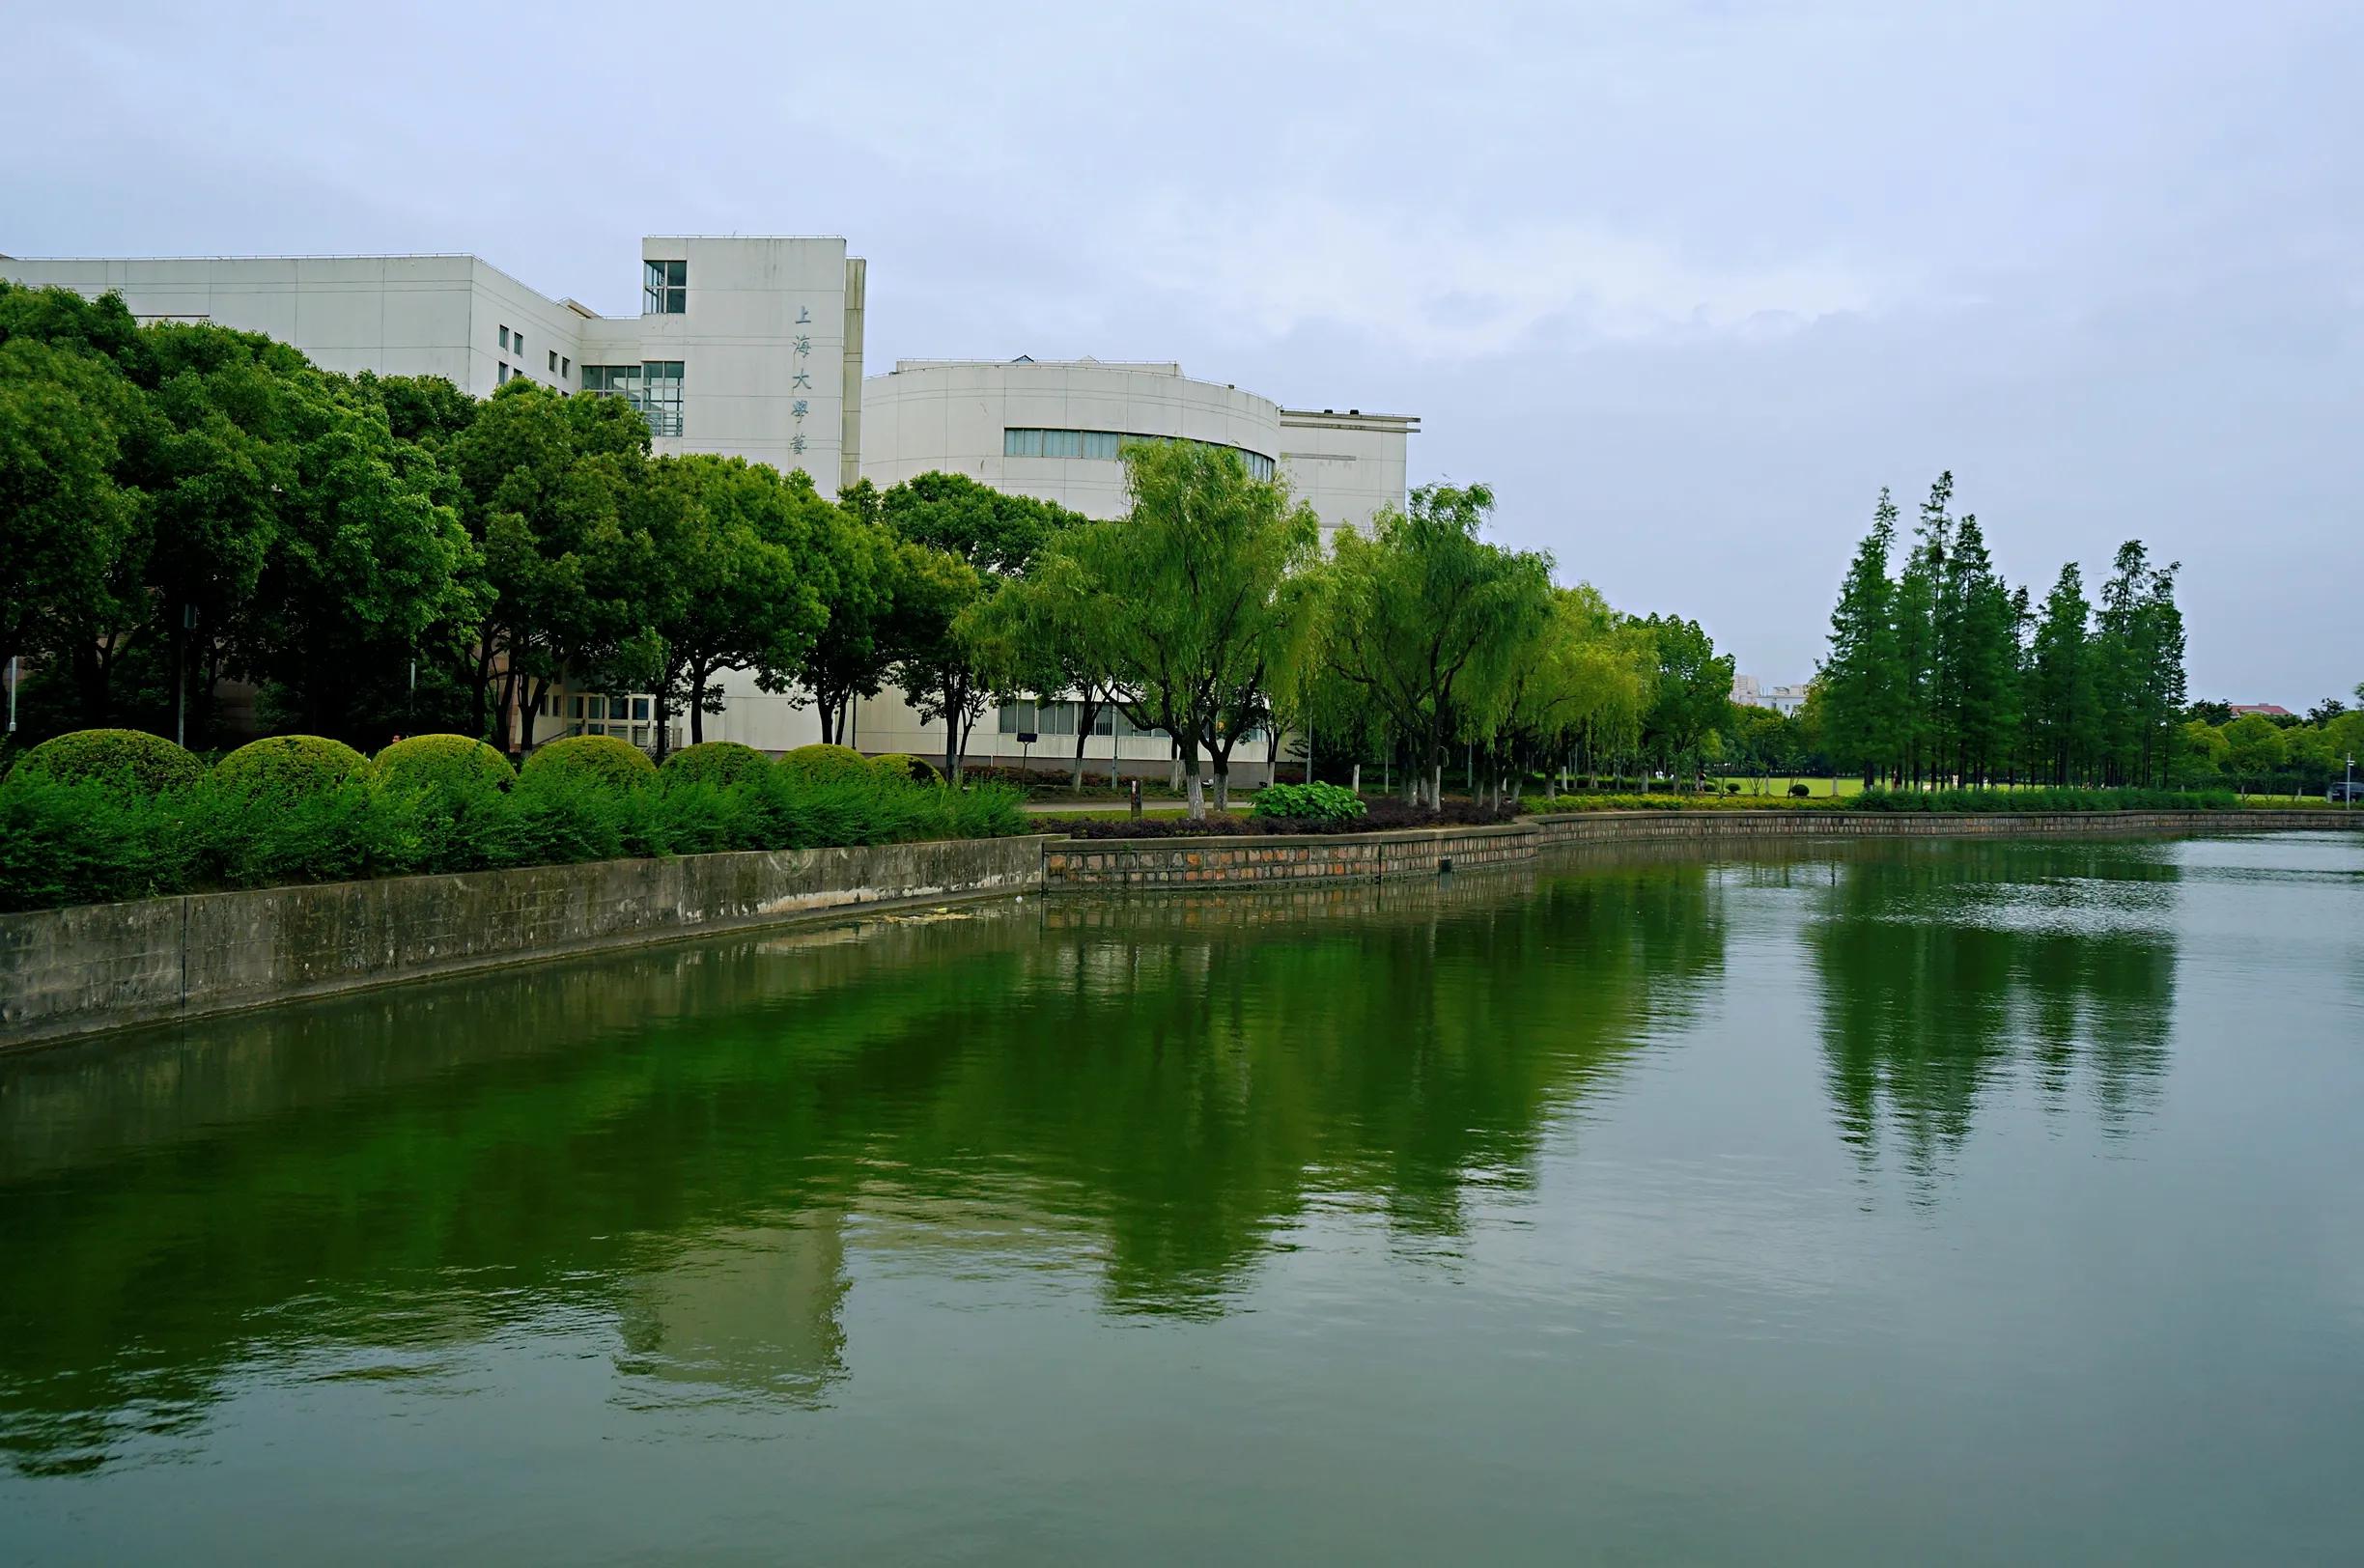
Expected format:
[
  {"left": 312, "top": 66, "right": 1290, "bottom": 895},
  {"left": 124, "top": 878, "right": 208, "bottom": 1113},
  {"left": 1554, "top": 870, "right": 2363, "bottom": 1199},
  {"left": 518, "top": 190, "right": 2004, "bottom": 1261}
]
[
  {"left": 1, "top": 244, "right": 1413, "bottom": 774},
  {"left": 0, "top": 239, "right": 866, "bottom": 490},
  {"left": 840, "top": 358, "right": 1416, "bottom": 776},
  {"left": 1732, "top": 675, "right": 1811, "bottom": 717}
]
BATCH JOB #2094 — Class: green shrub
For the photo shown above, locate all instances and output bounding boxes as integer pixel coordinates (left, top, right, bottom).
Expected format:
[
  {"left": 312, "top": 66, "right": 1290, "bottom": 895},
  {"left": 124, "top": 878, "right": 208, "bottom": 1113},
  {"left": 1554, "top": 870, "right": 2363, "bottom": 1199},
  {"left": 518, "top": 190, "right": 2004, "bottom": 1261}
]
[
  {"left": 661, "top": 741, "right": 771, "bottom": 789},
  {"left": 212, "top": 735, "right": 368, "bottom": 796},
  {"left": 0, "top": 773, "right": 185, "bottom": 910},
  {"left": 1788, "top": 783, "right": 1812, "bottom": 798},
  {"left": 7, "top": 728, "right": 203, "bottom": 797},
  {"left": 870, "top": 751, "right": 945, "bottom": 787},
  {"left": 522, "top": 733, "right": 657, "bottom": 791},
  {"left": 375, "top": 734, "right": 514, "bottom": 798},
  {"left": 0, "top": 738, "right": 1030, "bottom": 912},
  {"left": 779, "top": 742, "right": 877, "bottom": 786},
  {"left": 1250, "top": 781, "right": 1367, "bottom": 823},
  {"left": 1725, "top": 782, "right": 1742, "bottom": 795}
]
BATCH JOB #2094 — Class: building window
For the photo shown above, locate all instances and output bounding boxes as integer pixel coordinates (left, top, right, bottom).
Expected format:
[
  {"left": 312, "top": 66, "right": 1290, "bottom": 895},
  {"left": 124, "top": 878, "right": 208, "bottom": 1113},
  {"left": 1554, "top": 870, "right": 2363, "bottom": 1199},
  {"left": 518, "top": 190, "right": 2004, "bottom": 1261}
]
[
  {"left": 499, "top": 324, "right": 510, "bottom": 350},
  {"left": 514, "top": 331, "right": 523, "bottom": 358},
  {"left": 642, "top": 260, "right": 687, "bottom": 315},
  {"left": 639, "top": 361, "right": 684, "bottom": 436},
  {"left": 548, "top": 350, "right": 557, "bottom": 373},
  {"left": 582, "top": 361, "right": 686, "bottom": 437},
  {"left": 497, "top": 362, "right": 509, "bottom": 382},
  {"left": 560, "top": 355, "right": 570, "bottom": 378},
  {"left": 1003, "top": 427, "right": 1274, "bottom": 481}
]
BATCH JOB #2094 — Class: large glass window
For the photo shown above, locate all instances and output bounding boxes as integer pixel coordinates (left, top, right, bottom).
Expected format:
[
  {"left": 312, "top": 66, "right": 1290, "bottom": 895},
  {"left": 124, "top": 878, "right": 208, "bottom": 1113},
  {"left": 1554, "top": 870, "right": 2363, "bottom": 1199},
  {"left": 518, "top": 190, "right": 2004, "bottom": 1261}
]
[
  {"left": 1004, "top": 427, "right": 1273, "bottom": 481},
  {"left": 639, "top": 361, "right": 684, "bottom": 437},
  {"left": 582, "top": 362, "right": 684, "bottom": 437},
  {"left": 642, "top": 260, "right": 687, "bottom": 315}
]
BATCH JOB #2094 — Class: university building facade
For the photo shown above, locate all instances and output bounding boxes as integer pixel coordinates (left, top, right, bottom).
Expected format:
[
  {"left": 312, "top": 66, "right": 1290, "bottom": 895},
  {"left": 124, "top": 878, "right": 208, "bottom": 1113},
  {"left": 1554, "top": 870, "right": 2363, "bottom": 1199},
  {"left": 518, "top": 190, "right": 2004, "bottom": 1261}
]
[{"left": 1, "top": 238, "right": 1414, "bottom": 776}]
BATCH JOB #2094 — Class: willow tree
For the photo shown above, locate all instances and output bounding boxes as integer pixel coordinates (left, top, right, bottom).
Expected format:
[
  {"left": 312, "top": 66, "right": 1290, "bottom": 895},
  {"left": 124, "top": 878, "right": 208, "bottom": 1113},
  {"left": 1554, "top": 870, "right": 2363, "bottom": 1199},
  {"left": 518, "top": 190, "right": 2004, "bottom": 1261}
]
[
  {"left": 1028, "top": 439, "right": 1317, "bottom": 819},
  {"left": 1486, "top": 584, "right": 1650, "bottom": 800},
  {"left": 1314, "top": 483, "right": 1554, "bottom": 808}
]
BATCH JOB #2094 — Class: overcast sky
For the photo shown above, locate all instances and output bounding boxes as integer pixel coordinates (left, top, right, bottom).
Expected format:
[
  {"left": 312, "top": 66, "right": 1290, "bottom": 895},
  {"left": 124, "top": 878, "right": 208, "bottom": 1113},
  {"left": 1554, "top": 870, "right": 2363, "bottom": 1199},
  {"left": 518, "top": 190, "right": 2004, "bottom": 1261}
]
[{"left": 11, "top": 1, "right": 2357, "bottom": 704}]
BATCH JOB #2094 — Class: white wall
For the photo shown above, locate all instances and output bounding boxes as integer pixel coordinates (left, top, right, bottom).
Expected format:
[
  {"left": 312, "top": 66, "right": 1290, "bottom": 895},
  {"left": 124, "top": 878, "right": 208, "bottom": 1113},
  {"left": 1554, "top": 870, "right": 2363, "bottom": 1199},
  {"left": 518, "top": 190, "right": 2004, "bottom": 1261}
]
[{"left": 1279, "top": 408, "right": 1419, "bottom": 537}]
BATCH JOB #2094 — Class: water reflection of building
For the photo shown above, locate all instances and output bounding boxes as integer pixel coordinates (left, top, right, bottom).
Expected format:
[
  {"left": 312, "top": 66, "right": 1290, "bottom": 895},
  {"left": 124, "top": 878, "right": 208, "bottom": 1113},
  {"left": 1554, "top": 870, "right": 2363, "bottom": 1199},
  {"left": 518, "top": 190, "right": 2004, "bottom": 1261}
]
[{"left": 615, "top": 1218, "right": 849, "bottom": 1403}]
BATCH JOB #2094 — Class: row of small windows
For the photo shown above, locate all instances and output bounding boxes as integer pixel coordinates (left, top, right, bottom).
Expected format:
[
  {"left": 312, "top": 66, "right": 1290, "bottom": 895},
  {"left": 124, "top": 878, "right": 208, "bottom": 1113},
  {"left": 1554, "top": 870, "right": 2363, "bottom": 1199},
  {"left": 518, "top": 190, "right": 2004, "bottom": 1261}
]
[
  {"left": 998, "top": 699, "right": 1165, "bottom": 739},
  {"left": 1002, "top": 428, "right": 1277, "bottom": 482},
  {"left": 643, "top": 260, "right": 687, "bottom": 315},
  {"left": 582, "top": 361, "right": 687, "bottom": 437},
  {"left": 495, "top": 324, "right": 568, "bottom": 387}
]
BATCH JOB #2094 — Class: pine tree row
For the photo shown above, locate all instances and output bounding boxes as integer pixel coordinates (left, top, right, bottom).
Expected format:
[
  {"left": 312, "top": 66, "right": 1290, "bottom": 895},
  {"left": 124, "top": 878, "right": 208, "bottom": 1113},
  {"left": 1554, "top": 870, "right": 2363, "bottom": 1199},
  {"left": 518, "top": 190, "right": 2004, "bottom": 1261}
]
[{"left": 1820, "top": 474, "right": 2187, "bottom": 789}]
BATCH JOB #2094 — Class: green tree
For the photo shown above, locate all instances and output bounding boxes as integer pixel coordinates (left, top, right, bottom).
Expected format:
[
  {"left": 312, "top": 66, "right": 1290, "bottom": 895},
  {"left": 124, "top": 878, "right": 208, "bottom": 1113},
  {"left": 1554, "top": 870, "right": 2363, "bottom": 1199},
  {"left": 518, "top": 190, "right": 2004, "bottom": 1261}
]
[
  {"left": 449, "top": 380, "right": 655, "bottom": 748},
  {"left": 879, "top": 472, "right": 1084, "bottom": 782},
  {"left": 1035, "top": 441, "right": 1320, "bottom": 817},
  {"left": 1638, "top": 613, "right": 1736, "bottom": 791},
  {"left": 225, "top": 373, "right": 483, "bottom": 743},
  {"left": 2222, "top": 713, "right": 2286, "bottom": 796},
  {"left": 1313, "top": 483, "right": 1552, "bottom": 808},
  {"left": 2171, "top": 719, "right": 2228, "bottom": 787},
  {"left": 635, "top": 456, "right": 836, "bottom": 754},
  {"left": 786, "top": 482, "right": 899, "bottom": 746},
  {"left": 1818, "top": 494, "right": 1901, "bottom": 786},
  {"left": 2027, "top": 564, "right": 2098, "bottom": 786},
  {"left": 0, "top": 335, "right": 139, "bottom": 685}
]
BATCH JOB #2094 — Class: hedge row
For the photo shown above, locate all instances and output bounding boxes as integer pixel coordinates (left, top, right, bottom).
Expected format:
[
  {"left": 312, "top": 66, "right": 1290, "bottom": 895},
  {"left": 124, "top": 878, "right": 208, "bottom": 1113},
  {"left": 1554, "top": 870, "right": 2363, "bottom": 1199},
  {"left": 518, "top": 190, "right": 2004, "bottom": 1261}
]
[{"left": 0, "top": 732, "right": 1024, "bottom": 912}]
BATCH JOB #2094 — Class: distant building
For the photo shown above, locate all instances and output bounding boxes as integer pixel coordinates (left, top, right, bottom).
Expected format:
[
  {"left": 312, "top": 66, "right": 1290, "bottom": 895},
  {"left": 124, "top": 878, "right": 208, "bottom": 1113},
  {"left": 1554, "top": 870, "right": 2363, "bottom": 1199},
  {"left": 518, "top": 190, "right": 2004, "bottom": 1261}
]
[
  {"left": 1732, "top": 676, "right": 1810, "bottom": 717},
  {"left": 2228, "top": 704, "right": 2294, "bottom": 719}
]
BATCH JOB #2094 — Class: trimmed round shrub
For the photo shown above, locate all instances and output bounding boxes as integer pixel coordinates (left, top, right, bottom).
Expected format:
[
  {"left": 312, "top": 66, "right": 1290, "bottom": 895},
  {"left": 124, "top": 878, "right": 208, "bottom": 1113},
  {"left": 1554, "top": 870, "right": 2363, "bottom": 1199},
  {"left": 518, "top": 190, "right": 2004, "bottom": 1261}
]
[
  {"left": 1725, "top": 782, "right": 1742, "bottom": 796},
  {"left": 376, "top": 734, "right": 515, "bottom": 798},
  {"left": 870, "top": 751, "right": 944, "bottom": 787},
  {"left": 522, "top": 733, "right": 657, "bottom": 790},
  {"left": 778, "top": 742, "right": 877, "bottom": 786},
  {"left": 213, "top": 735, "right": 368, "bottom": 796},
  {"left": 661, "top": 741, "right": 771, "bottom": 789},
  {"left": 7, "top": 728, "right": 204, "bottom": 796},
  {"left": 1788, "top": 782, "right": 1812, "bottom": 798}
]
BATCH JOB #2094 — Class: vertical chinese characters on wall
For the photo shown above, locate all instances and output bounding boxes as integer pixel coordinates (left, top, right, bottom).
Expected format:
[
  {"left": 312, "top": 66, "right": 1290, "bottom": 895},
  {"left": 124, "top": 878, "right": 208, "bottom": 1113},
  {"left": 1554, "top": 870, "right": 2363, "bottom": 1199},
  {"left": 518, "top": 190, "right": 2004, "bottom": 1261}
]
[{"left": 789, "top": 303, "right": 812, "bottom": 462}]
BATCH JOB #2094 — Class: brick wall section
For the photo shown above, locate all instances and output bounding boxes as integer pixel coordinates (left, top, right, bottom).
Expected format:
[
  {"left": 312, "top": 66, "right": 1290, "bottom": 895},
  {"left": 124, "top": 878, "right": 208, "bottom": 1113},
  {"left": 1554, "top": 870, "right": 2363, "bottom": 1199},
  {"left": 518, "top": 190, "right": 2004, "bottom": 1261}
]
[
  {"left": 2, "top": 836, "right": 1049, "bottom": 1050},
  {"left": 1530, "top": 808, "right": 2351, "bottom": 848},
  {"left": 1041, "top": 809, "right": 2355, "bottom": 890},
  {"left": 1041, "top": 823, "right": 1539, "bottom": 890}
]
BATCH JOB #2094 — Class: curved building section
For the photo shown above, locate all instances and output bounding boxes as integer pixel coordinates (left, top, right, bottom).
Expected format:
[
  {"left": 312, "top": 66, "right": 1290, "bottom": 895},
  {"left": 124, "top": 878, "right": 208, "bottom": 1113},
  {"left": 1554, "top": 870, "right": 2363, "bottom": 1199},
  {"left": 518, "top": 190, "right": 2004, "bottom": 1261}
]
[
  {"left": 860, "top": 358, "right": 1416, "bottom": 536},
  {"left": 860, "top": 358, "right": 1284, "bottom": 519}
]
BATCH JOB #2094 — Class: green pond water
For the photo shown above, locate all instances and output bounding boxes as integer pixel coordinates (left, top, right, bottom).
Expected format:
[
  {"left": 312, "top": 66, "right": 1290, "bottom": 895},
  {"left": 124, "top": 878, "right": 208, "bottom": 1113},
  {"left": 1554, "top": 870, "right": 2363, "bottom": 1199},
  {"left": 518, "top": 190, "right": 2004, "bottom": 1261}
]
[{"left": 2, "top": 832, "right": 2360, "bottom": 1564}]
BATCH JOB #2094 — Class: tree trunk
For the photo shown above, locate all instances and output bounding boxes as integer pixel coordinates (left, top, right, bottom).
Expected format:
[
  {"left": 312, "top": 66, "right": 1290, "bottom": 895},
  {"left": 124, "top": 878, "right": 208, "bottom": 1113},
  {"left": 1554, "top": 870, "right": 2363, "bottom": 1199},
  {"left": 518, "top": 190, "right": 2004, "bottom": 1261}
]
[
  {"left": 942, "top": 679, "right": 962, "bottom": 784},
  {"left": 1183, "top": 742, "right": 1206, "bottom": 820}
]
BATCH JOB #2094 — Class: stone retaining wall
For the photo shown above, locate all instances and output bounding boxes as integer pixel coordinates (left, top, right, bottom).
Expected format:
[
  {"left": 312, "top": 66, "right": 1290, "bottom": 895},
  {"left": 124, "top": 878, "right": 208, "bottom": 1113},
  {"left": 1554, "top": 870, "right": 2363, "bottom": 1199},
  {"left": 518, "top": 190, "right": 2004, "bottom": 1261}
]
[
  {"left": 1041, "top": 823, "right": 1535, "bottom": 890},
  {"left": 1039, "top": 808, "right": 2352, "bottom": 890},
  {"left": 1, "top": 836, "right": 1048, "bottom": 1050},
  {"left": 1532, "top": 807, "right": 2349, "bottom": 847}
]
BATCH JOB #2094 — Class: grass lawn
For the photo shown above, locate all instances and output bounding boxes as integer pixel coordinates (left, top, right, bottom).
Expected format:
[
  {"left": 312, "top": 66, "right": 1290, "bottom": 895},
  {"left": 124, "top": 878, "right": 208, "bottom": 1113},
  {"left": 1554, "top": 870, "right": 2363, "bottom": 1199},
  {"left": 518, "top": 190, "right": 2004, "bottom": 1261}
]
[{"left": 1710, "top": 774, "right": 1863, "bottom": 798}]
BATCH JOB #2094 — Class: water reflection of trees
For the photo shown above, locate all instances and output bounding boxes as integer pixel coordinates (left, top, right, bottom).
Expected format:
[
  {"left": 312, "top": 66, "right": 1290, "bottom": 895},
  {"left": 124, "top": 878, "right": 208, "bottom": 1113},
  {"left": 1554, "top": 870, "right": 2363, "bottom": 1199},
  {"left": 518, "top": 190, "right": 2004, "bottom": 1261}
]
[
  {"left": 1807, "top": 841, "right": 2179, "bottom": 1194},
  {"left": 0, "top": 855, "right": 1727, "bottom": 1474}
]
